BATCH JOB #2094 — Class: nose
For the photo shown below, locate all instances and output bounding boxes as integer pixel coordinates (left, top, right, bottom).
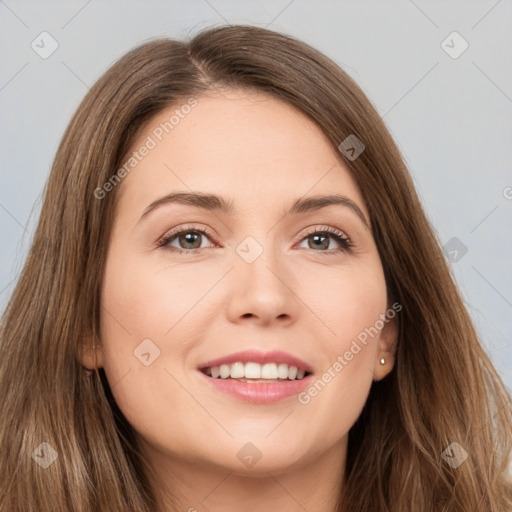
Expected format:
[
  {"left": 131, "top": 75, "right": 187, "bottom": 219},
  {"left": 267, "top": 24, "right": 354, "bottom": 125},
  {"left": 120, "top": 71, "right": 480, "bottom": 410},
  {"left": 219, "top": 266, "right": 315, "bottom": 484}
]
[{"left": 225, "top": 244, "right": 299, "bottom": 327}]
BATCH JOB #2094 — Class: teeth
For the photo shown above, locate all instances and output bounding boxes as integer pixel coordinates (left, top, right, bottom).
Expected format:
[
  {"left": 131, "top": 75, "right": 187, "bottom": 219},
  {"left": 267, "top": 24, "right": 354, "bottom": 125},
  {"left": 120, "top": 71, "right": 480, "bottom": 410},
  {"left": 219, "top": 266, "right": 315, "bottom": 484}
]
[
  {"left": 204, "top": 361, "right": 308, "bottom": 381},
  {"left": 277, "top": 363, "right": 289, "bottom": 379},
  {"left": 230, "top": 362, "right": 245, "bottom": 379},
  {"left": 244, "top": 362, "right": 261, "bottom": 379},
  {"left": 261, "top": 363, "right": 277, "bottom": 379},
  {"left": 219, "top": 364, "right": 230, "bottom": 379}
]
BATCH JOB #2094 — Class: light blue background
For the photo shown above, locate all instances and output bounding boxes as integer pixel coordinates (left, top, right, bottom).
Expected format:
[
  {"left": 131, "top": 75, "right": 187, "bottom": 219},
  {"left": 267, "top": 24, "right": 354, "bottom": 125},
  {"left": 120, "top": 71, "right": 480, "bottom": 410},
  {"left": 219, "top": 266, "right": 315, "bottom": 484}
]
[{"left": 1, "top": 0, "right": 511, "bottom": 392}]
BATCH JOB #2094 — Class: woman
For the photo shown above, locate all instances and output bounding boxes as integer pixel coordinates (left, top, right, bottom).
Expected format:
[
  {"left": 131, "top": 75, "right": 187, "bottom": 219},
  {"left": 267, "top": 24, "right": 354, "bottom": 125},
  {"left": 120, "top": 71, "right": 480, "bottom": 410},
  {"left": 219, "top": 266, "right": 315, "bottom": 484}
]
[{"left": 0, "top": 24, "right": 510, "bottom": 512}]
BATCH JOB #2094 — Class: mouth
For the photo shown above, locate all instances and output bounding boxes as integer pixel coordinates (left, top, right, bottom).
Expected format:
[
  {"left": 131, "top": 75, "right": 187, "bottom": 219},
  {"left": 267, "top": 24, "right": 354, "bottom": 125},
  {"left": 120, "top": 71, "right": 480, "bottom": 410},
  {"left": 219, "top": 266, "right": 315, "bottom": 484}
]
[
  {"left": 197, "top": 350, "right": 314, "bottom": 403},
  {"left": 200, "top": 362, "right": 312, "bottom": 382},
  {"left": 198, "top": 349, "right": 313, "bottom": 382}
]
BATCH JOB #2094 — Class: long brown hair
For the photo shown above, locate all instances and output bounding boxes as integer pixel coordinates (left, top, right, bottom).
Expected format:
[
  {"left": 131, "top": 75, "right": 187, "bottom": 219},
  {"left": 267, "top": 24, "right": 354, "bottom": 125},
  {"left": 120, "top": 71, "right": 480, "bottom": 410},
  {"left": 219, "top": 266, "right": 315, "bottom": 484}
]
[{"left": 0, "top": 25, "right": 510, "bottom": 512}]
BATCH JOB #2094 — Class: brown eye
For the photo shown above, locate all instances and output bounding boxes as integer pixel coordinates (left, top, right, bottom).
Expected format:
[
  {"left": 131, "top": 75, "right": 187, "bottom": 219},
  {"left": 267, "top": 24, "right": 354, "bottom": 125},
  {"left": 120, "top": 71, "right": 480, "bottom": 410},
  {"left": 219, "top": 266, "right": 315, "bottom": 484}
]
[
  {"left": 157, "top": 226, "right": 216, "bottom": 254},
  {"left": 305, "top": 233, "right": 331, "bottom": 250},
  {"left": 297, "top": 227, "right": 353, "bottom": 254},
  {"left": 171, "top": 231, "right": 204, "bottom": 250}
]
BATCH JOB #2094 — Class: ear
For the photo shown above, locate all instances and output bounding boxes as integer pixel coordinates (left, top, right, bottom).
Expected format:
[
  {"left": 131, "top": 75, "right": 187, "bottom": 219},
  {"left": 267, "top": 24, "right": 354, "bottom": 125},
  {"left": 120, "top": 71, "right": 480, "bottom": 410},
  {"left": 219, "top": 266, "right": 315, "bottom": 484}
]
[
  {"left": 372, "top": 314, "right": 398, "bottom": 381},
  {"left": 80, "top": 336, "right": 105, "bottom": 370}
]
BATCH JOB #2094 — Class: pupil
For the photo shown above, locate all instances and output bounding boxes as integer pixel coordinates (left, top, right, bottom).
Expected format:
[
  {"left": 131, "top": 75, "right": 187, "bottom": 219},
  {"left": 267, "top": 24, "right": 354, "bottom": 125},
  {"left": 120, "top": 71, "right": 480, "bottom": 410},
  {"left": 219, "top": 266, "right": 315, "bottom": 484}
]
[
  {"left": 311, "top": 234, "right": 328, "bottom": 250},
  {"left": 181, "top": 232, "right": 200, "bottom": 249}
]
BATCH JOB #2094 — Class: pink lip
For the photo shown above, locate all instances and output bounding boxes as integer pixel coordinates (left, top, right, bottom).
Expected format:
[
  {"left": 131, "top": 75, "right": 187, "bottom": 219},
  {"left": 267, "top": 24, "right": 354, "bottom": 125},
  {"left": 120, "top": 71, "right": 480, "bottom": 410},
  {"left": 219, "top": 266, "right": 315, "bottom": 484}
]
[
  {"left": 198, "top": 349, "right": 313, "bottom": 373},
  {"left": 198, "top": 371, "right": 314, "bottom": 404}
]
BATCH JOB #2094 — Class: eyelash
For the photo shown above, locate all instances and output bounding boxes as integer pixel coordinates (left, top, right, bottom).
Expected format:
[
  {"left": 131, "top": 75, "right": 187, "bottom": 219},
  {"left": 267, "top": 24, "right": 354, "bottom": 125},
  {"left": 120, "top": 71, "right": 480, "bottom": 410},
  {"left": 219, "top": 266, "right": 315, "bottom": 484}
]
[{"left": 156, "top": 224, "right": 353, "bottom": 256}]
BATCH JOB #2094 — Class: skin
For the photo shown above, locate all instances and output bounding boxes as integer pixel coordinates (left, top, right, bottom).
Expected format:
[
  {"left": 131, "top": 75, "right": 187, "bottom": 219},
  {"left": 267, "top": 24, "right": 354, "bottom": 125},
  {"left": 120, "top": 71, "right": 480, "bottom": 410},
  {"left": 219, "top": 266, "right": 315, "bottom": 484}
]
[{"left": 83, "top": 88, "right": 398, "bottom": 512}]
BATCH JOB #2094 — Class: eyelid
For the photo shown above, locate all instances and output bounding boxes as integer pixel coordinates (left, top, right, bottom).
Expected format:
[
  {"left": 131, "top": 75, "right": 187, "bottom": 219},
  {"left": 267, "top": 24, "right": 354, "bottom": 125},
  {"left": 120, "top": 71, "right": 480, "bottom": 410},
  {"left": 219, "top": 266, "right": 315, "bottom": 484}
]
[
  {"left": 156, "top": 223, "right": 353, "bottom": 253},
  {"left": 294, "top": 225, "right": 353, "bottom": 253},
  {"left": 156, "top": 223, "right": 217, "bottom": 248},
  {"left": 298, "top": 225, "right": 351, "bottom": 243}
]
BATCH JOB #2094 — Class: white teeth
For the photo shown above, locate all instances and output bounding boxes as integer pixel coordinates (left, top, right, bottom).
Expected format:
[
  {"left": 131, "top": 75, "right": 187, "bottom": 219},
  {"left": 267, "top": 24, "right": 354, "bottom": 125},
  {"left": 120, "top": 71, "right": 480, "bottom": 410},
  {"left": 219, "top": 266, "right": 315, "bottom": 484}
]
[
  {"left": 230, "top": 362, "right": 245, "bottom": 379},
  {"left": 219, "top": 364, "right": 230, "bottom": 379},
  {"left": 244, "top": 362, "right": 261, "bottom": 379},
  {"left": 204, "top": 361, "right": 309, "bottom": 381},
  {"left": 261, "top": 363, "right": 277, "bottom": 379},
  {"left": 277, "top": 363, "right": 289, "bottom": 379}
]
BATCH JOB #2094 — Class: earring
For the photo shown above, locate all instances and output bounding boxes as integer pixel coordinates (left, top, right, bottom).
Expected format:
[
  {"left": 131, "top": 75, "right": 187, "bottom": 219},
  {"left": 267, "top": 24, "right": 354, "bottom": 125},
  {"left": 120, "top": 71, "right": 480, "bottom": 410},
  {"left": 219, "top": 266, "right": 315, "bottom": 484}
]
[{"left": 380, "top": 358, "right": 386, "bottom": 365}]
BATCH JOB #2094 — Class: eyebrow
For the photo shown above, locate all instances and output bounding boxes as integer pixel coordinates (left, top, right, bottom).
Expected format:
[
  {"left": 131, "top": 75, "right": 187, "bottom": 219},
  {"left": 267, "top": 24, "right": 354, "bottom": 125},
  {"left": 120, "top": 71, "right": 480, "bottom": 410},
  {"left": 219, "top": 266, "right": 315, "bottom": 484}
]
[{"left": 138, "top": 191, "right": 370, "bottom": 228}]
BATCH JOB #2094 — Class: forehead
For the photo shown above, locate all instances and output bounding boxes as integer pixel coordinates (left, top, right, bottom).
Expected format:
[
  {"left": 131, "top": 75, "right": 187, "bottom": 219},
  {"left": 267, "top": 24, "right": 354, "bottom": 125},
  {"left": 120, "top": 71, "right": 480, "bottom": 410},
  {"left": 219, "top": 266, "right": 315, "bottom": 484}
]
[{"left": 115, "top": 89, "right": 368, "bottom": 222}]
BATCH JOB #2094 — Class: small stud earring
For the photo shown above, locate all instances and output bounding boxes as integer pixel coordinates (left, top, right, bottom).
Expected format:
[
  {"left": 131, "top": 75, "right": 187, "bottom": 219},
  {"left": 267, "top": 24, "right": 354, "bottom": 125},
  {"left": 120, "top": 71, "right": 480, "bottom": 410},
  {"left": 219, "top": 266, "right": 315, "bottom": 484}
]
[{"left": 380, "top": 358, "right": 386, "bottom": 365}]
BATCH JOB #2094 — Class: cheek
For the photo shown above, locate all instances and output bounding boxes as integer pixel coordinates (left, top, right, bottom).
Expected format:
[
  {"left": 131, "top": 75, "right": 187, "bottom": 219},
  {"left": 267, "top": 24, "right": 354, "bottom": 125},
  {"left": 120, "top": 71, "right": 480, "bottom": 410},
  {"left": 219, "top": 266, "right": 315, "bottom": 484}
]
[
  {"left": 299, "top": 260, "right": 387, "bottom": 412},
  {"left": 305, "top": 258, "right": 388, "bottom": 351},
  {"left": 100, "top": 249, "right": 214, "bottom": 343},
  {"left": 98, "top": 251, "right": 217, "bottom": 435}
]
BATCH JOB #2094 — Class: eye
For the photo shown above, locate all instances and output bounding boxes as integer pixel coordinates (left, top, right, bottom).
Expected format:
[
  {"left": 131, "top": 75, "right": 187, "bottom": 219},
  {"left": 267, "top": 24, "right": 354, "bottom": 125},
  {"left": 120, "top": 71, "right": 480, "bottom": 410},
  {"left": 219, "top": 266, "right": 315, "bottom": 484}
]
[
  {"left": 296, "top": 226, "right": 353, "bottom": 254},
  {"left": 157, "top": 224, "right": 353, "bottom": 255},
  {"left": 157, "top": 225, "right": 217, "bottom": 254}
]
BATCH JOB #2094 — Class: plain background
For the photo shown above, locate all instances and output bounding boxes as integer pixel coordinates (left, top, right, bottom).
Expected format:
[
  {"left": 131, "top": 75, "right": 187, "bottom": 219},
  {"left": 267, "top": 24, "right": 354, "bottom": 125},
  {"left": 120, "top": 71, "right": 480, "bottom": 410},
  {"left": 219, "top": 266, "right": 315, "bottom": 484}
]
[{"left": 1, "top": 1, "right": 511, "bottom": 393}]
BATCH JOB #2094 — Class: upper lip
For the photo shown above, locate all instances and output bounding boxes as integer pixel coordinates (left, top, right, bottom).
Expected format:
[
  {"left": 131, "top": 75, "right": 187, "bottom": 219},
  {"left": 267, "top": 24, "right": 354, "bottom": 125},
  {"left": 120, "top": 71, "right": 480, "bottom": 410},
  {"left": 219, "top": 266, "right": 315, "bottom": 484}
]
[{"left": 198, "top": 350, "right": 313, "bottom": 373}]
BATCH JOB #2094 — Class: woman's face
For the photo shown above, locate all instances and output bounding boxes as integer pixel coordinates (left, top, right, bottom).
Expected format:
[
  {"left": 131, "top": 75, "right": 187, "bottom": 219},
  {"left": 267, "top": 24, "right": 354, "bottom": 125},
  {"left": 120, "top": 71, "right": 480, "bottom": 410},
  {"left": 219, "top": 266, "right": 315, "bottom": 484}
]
[{"left": 89, "top": 89, "right": 397, "bottom": 476}]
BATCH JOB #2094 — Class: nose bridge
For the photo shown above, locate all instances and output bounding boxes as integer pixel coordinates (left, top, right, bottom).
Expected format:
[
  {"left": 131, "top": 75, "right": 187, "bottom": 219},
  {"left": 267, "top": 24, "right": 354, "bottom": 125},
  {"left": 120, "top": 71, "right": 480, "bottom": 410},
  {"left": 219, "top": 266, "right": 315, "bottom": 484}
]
[
  {"left": 230, "top": 206, "right": 280, "bottom": 267},
  {"left": 236, "top": 231, "right": 288, "bottom": 291},
  {"left": 226, "top": 229, "right": 298, "bottom": 324}
]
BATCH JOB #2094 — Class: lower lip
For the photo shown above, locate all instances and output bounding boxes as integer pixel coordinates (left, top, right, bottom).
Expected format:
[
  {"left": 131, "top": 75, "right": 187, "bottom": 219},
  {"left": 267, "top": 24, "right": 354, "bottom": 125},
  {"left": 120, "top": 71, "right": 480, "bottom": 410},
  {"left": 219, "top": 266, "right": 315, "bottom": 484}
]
[{"left": 198, "top": 371, "right": 313, "bottom": 404}]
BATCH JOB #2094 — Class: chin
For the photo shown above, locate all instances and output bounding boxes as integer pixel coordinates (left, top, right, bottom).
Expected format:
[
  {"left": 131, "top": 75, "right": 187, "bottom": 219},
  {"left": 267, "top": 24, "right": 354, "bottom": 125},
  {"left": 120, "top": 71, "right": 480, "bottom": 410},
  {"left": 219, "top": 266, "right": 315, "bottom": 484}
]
[{"left": 207, "top": 436, "right": 311, "bottom": 476}]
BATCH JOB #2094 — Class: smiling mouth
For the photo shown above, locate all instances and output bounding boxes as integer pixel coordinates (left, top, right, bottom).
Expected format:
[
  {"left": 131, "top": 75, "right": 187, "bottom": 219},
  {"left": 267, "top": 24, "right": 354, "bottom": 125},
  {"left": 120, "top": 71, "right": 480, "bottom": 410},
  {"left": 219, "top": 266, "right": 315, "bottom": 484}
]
[{"left": 200, "top": 361, "right": 311, "bottom": 381}]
